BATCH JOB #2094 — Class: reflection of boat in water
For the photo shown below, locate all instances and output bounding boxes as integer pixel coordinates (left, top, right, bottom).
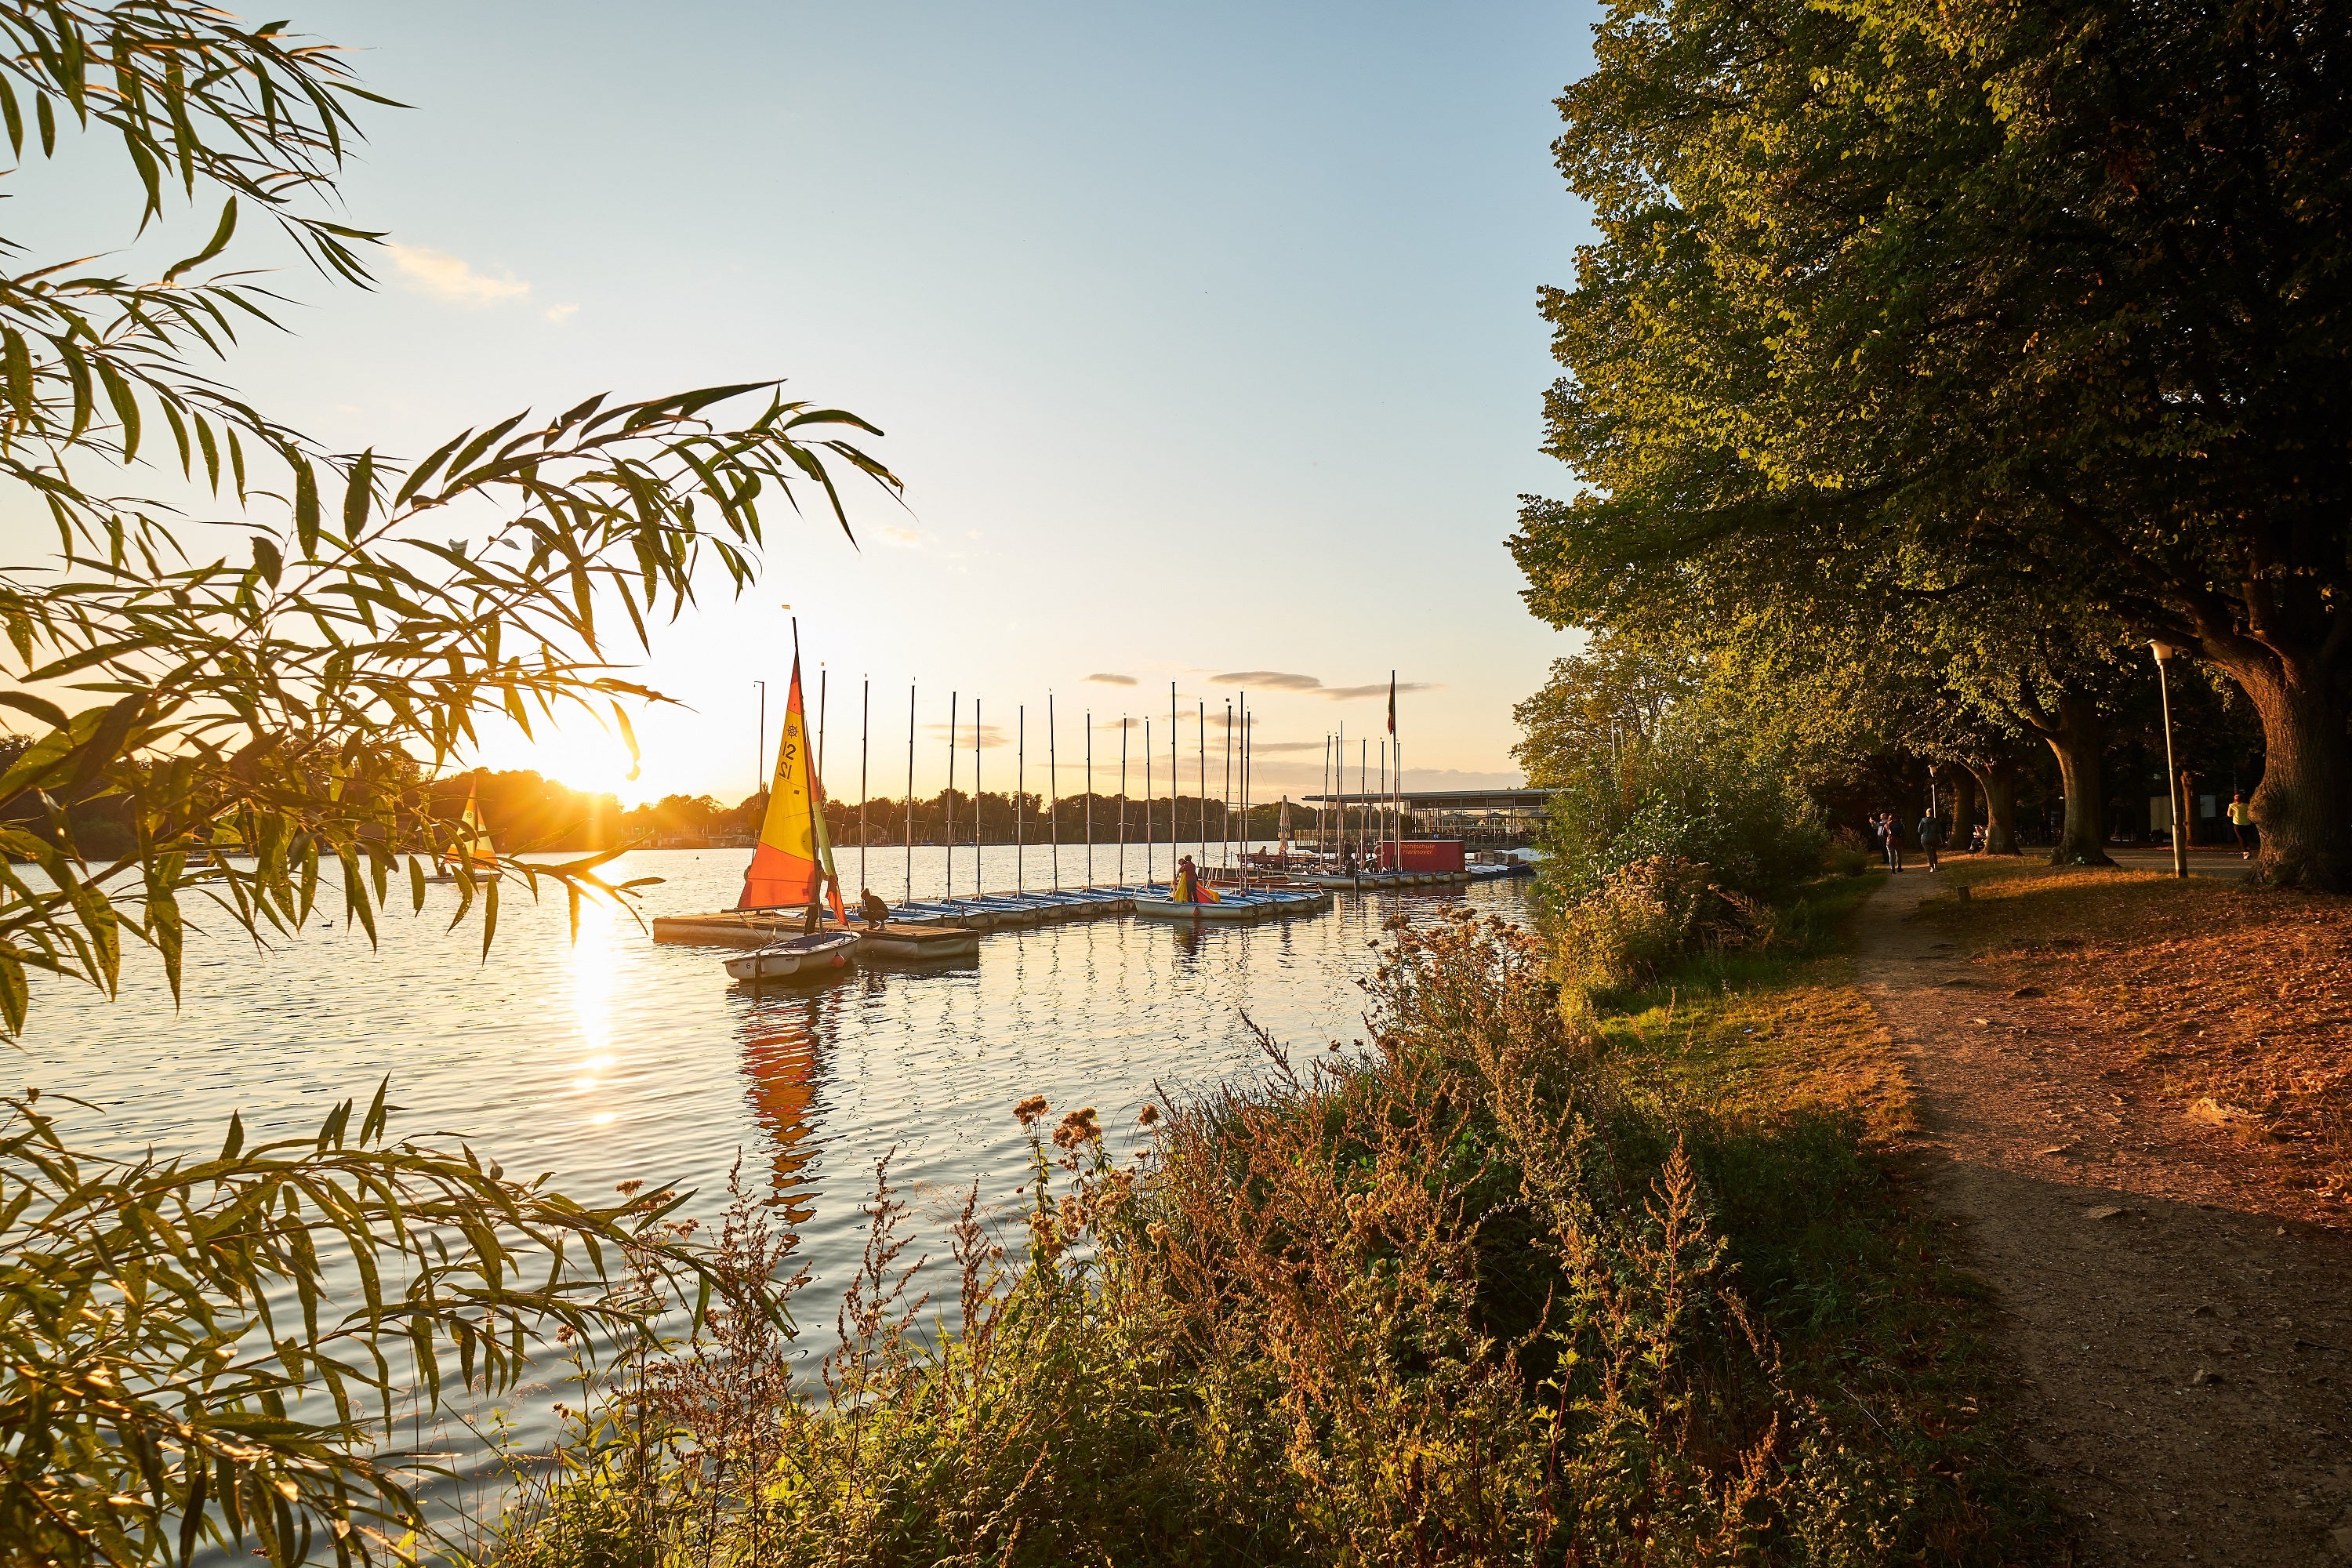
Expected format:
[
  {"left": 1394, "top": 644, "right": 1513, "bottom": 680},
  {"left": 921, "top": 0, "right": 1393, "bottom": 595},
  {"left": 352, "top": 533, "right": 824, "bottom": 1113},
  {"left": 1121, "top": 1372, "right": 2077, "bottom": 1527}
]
[
  {"left": 724, "top": 929, "right": 859, "bottom": 984},
  {"left": 735, "top": 995, "right": 826, "bottom": 1223}
]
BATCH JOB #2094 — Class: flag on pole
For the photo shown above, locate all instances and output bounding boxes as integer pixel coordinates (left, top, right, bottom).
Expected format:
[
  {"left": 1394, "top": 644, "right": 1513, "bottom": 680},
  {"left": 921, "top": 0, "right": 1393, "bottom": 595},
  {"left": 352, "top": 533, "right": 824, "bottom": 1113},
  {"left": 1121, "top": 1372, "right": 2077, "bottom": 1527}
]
[
  {"left": 1387, "top": 671, "right": 1396, "bottom": 735},
  {"left": 738, "top": 652, "right": 846, "bottom": 919}
]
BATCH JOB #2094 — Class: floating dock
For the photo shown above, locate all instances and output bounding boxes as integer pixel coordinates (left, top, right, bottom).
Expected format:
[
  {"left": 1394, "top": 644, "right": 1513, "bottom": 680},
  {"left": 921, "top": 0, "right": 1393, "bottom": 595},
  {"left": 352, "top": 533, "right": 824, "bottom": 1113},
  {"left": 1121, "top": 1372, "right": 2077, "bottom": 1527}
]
[{"left": 653, "top": 866, "right": 1479, "bottom": 957}]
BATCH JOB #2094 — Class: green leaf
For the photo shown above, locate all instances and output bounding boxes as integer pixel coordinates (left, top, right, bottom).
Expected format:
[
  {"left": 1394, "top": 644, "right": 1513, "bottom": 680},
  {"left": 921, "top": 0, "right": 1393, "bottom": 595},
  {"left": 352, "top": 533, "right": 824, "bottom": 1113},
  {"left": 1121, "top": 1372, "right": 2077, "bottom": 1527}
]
[
  {"left": 341, "top": 450, "right": 374, "bottom": 538},
  {"left": 2, "top": 328, "right": 34, "bottom": 423},
  {"left": 95, "top": 357, "right": 142, "bottom": 463},
  {"left": 0, "top": 691, "right": 69, "bottom": 731},
  {"left": 0, "top": 943, "right": 26, "bottom": 1037},
  {"left": 164, "top": 198, "right": 239, "bottom": 283},
  {"left": 293, "top": 458, "right": 321, "bottom": 557}
]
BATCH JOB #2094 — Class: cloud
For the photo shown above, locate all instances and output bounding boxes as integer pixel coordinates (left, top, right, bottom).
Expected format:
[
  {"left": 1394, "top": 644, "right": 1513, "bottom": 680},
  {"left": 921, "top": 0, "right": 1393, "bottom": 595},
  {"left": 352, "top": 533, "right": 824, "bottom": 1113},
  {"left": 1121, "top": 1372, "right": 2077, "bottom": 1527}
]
[
  {"left": 1321, "top": 681, "right": 1435, "bottom": 702},
  {"left": 386, "top": 244, "right": 530, "bottom": 307},
  {"left": 544, "top": 303, "right": 579, "bottom": 324},
  {"left": 920, "top": 723, "right": 1009, "bottom": 749},
  {"left": 1199, "top": 670, "right": 1437, "bottom": 702},
  {"left": 878, "top": 526, "right": 925, "bottom": 550},
  {"left": 1085, "top": 673, "right": 1138, "bottom": 687},
  {"left": 1209, "top": 670, "right": 1323, "bottom": 690}
]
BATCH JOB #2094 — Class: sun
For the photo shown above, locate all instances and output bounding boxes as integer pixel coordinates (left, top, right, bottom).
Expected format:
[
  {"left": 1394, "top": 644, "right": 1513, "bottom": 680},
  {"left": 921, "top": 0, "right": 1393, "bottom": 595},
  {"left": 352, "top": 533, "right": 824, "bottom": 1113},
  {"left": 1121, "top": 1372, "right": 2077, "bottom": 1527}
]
[{"left": 466, "top": 719, "right": 641, "bottom": 800}]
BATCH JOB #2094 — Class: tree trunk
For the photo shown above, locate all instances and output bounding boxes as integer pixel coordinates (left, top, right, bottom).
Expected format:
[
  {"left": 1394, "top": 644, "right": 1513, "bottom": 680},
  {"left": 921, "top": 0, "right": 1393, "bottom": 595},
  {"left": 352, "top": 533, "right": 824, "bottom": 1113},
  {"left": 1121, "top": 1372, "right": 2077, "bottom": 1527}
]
[
  {"left": 2207, "top": 650, "right": 2352, "bottom": 889},
  {"left": 1969, "top": 757, "right": 2021, "bottom": 855},
  {"left": 1949, "top": 768, "right": 1978, "bottom": 850},
  {"left": 2037, "top": 694, "right": 2113, "bottom": 866}
]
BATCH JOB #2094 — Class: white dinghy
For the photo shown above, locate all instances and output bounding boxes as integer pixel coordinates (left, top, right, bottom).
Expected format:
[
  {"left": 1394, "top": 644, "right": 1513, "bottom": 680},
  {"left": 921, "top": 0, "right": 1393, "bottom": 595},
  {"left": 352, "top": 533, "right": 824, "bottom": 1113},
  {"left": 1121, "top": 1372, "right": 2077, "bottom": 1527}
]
[{"left": 724, "top": 930, "right": 860, "bottom": 984}]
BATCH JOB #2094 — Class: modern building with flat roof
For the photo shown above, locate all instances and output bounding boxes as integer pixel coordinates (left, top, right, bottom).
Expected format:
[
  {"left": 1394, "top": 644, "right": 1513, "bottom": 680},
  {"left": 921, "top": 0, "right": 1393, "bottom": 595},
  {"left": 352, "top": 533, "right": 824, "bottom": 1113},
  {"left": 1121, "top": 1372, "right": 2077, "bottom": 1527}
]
[{"left": 1304, "top": 786, "right": 1555, "bottom": 846}]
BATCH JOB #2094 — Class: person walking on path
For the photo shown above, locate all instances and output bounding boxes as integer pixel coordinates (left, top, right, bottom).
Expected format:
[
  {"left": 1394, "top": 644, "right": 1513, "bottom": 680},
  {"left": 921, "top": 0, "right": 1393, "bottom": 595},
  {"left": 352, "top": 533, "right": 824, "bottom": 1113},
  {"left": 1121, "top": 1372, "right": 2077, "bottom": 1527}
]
[
  {"left": 2228, "top": 792, "right": 2256, "bottom": 858},
  {"left": 1916, "top": 807, "right": 1944, "bottom": 871},
  {"left": 1876, "top": 812, "right": 1904, "bottom": 873}
]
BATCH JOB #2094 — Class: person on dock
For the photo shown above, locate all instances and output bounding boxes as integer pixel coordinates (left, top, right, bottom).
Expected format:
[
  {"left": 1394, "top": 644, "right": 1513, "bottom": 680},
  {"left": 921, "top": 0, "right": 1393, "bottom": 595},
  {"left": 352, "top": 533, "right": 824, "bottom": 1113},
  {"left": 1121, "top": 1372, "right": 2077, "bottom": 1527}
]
[
  {"left": 1171, "top": 854, "right": 1219, "bottom": 903},
  {"left": 802, "top": 902, "right": 824, "bottom": 935},
  {"left": 861, "top": 887, "right": 891, "bottom": 926}
]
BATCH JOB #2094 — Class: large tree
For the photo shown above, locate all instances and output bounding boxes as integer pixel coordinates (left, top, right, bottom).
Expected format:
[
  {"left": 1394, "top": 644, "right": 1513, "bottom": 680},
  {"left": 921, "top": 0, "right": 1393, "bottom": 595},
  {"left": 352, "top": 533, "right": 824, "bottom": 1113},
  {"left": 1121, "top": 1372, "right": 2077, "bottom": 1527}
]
[{"left": 1515, "top": 0, "right": 2352, "bottom": 885}]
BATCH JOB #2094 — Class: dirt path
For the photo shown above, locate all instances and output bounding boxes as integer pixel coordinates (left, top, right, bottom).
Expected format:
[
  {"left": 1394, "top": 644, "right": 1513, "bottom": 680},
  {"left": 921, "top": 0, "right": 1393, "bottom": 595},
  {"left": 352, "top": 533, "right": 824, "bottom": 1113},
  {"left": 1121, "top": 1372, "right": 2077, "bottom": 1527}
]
[{"left": 1857, "top": 870, "right": 2352, "bottom": 1564}]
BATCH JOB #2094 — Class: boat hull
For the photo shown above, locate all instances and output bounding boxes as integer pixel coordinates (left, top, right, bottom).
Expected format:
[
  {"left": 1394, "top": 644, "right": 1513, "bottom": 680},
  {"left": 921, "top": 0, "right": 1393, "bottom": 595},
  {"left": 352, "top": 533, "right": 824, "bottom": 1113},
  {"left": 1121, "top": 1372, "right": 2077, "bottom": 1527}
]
[
  {"left": 656, "top": 910, "right": 976, "bottom": 961},
  {"left": 723, "top": 932, "right": 859, "bottom": 983},
  {"left": 1133, "top": 896, "right": 1260, "bottom": 921}
]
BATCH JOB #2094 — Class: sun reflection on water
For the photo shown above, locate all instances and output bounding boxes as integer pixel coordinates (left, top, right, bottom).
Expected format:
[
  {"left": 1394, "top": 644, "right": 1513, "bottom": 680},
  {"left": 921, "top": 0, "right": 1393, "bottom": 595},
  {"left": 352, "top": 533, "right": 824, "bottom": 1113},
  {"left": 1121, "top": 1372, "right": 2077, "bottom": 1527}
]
[{"left": 570, "top": 894, "right": 619, "bottom": 1123}]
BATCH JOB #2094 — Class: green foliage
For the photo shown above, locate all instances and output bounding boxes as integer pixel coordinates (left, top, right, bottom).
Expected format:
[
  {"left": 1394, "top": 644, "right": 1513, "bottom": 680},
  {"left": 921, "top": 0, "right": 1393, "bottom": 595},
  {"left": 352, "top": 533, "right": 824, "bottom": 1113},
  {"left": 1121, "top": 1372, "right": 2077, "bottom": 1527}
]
[
  {"left": 0, "top": 2, "right": 900, "bottom": 1038},
  {"left": 0, "top": 1083, "right": 732, "bottom": 1568},
  {"left": 0, "top": 6, "right": 858, "bottom": 1561},
  {"left": 474, "top": 910, "right": 2049, "bottom": 1565},
  {"left": 1516, "top": 637, "right": 1825, "bottom": 909},
  {"left": 1514, "top": 0, "right": 2352, "bottom": 883}
]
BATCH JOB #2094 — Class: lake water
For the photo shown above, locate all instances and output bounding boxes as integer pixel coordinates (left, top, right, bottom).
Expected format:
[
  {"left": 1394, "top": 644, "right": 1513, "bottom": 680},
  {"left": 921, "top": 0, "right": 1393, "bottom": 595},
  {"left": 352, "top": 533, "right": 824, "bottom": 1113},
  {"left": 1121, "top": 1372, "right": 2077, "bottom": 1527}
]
[{"left": 21, "top": 846, "right": 1530, "bottom": 1469}]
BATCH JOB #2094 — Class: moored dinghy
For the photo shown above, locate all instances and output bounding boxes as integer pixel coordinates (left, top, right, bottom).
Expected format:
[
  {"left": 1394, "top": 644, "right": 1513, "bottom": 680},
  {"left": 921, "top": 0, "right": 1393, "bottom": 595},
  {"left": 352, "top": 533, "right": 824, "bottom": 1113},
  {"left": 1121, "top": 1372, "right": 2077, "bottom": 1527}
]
[
  {"left": 721, "top": 629, "right": 856, "bottom": 983},
  {"left": 724, "top": 929, "right": 860, "bottom": 983},
  {"left": 1133, "top": 855, "right": 1259, "bottom": 921}
]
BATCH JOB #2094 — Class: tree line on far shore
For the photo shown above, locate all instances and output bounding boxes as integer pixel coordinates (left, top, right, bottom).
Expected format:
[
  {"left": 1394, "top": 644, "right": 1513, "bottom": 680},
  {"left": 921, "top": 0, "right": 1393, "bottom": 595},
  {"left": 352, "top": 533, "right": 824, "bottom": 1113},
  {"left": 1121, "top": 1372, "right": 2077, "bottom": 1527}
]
[{"left": 454, "top": 771, "right": 1367, "bottom": 853}]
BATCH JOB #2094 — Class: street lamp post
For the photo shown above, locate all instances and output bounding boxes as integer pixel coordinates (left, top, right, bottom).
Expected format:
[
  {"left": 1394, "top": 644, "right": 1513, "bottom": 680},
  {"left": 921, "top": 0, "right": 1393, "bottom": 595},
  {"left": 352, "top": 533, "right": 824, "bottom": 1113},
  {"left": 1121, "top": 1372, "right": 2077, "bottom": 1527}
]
[{"left": 2151, "top": 642, "right": 2187, "bottom": 880}]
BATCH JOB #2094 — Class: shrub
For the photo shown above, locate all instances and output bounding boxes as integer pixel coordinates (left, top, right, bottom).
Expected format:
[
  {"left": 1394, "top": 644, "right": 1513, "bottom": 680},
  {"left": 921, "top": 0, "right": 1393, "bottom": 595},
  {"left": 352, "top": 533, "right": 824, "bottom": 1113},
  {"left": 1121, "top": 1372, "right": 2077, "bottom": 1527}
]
[
  {"left": 1823, "top": 829, "right": 1875, "bottom": 878},
  {"left": 1555, "top": 854, "right": 1710, "bottom": 991},
  {"left": 467, "top": 909, "right": 2028, "bottom": 1566}
]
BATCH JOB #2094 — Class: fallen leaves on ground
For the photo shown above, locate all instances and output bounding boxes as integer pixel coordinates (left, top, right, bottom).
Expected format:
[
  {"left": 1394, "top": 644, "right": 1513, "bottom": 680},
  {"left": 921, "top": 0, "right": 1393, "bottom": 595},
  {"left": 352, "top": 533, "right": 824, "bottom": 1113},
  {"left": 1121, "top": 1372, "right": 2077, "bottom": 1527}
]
[{"left": 1928, "top": 860, "right": 2352, "bottom": 1207}]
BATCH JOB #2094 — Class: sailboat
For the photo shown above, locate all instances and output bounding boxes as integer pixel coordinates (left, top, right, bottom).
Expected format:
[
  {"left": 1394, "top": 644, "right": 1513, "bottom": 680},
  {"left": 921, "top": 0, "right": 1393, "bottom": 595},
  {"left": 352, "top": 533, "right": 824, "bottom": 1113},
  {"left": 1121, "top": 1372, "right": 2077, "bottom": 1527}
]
[
  {"left": 433, "top": 782, "right": 499, "bottom": 882},
  {"left": 722, "top": 635, "right": 861, "bottom": 985}
]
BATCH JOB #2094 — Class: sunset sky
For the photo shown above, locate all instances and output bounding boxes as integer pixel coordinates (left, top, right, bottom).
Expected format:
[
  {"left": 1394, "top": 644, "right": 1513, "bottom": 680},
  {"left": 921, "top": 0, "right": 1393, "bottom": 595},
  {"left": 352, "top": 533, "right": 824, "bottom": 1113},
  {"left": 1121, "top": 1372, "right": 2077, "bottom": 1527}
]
[{"left": 15, "top": 2, "right": 1599, "bottom": 806}]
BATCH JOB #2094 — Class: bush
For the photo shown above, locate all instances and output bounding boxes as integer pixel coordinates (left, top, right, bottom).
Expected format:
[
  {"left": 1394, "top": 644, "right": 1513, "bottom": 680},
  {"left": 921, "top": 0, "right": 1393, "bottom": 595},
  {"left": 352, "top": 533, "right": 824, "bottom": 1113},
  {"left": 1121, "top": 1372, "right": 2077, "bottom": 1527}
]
[
  {"left": 1823, "top": 828, "right": 1875, "bottom": 877},
  {"left": 1555, "top": 854, "right": 1709, "bottom": 991},
  {"left": 469, "top": 910, "right": 2033, "bottom": 1566}
]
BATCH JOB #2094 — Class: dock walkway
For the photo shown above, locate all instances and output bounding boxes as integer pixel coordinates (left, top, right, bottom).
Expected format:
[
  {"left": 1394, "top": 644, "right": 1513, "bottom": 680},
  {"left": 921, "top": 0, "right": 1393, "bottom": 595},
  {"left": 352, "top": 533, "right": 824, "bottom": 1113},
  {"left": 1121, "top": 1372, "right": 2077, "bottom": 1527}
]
[{"left": 650, "top": 869, "right": 1476, "bottom": 958}]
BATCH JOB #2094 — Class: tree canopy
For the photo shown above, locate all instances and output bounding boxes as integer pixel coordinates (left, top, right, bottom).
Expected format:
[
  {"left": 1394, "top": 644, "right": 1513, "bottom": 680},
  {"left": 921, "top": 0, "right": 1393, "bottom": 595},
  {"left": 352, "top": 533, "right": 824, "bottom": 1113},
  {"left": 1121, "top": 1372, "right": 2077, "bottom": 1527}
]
[{"left": 1514, "top": 0, "right": 2352, "bottom": 884}]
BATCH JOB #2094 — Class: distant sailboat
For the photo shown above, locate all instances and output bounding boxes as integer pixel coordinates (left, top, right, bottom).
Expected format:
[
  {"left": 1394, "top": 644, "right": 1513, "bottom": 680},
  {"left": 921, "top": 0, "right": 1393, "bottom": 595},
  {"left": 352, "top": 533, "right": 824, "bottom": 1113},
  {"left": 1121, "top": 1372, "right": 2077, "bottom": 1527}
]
[
  {"left": 724, "top": 633, "right": 858, "bottom": 983},
  {"left": 434, "top": 781, "right": 499, "bottom": 882}
]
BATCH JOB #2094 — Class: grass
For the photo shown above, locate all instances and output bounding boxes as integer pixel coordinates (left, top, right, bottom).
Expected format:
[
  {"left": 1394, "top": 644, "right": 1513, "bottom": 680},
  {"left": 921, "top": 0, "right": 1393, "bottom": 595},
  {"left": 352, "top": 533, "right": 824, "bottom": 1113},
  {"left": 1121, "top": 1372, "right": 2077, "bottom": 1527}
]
[
  {"left": 1920, "top": 857, "right": 2352, "bottom": 1204},
  {"left": 1580, "top": 871, "right": 2053, "bottom": 1563},
  {"left": 466, "top": 870, "right": 2061, "bottom": 1566}
]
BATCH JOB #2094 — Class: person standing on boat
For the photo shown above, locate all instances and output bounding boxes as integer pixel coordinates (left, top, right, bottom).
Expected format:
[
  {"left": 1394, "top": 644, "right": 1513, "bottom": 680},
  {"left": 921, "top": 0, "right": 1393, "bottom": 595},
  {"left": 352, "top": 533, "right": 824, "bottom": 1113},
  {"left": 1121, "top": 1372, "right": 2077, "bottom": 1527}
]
[{"left": 1174, "top": 854, "right": 1200, "bottom": 902}]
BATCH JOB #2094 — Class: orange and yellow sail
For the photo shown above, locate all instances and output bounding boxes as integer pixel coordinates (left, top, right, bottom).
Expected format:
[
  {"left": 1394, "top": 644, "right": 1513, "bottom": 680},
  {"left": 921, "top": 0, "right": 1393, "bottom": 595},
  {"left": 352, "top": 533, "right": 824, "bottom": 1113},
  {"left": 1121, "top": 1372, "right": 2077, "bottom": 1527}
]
[
  {"left": 442, "top": 782, "right": 496, "bottom": 873},
  {"left": 738, "top": 655, "right": 846, "bottom": 919},
  {"left": 1171, "top": 863, "right": 1221, "bottom": 903}
]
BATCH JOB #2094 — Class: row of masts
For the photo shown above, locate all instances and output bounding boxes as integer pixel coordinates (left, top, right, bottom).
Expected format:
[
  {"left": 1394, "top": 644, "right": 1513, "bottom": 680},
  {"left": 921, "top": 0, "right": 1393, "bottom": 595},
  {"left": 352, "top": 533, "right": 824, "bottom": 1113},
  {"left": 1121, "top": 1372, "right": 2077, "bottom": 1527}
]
[{"left": 788, "top": 674, "right": 1411, "bottom": 904}]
